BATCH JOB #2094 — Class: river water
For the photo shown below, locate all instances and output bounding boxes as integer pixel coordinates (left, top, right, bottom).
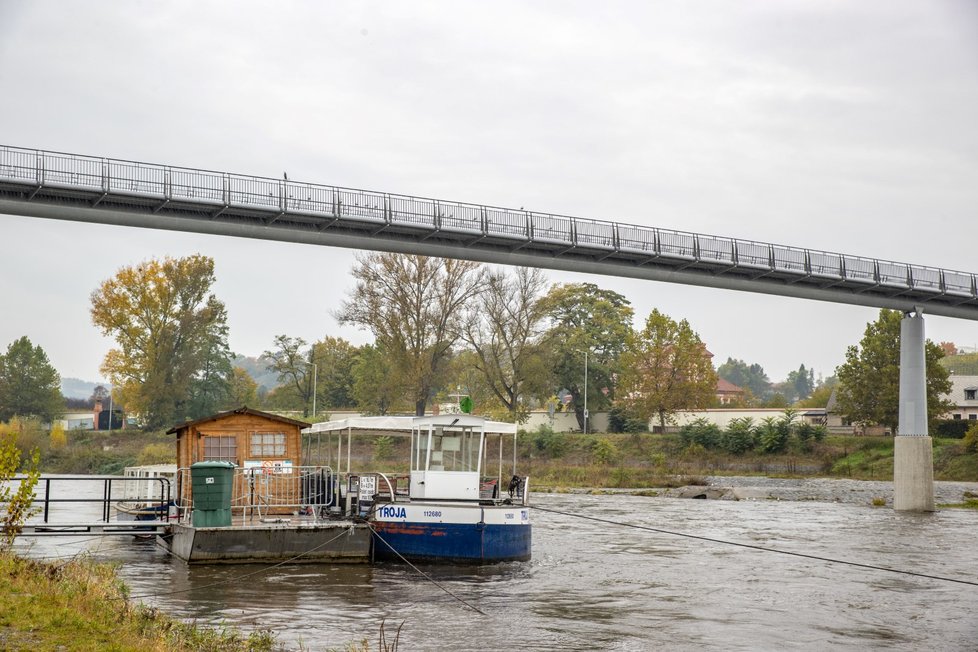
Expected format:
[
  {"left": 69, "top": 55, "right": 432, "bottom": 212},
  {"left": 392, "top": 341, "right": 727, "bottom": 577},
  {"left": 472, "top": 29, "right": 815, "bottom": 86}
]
[{"left": 13, "top": 479, "right": 978, "bottom": 651}]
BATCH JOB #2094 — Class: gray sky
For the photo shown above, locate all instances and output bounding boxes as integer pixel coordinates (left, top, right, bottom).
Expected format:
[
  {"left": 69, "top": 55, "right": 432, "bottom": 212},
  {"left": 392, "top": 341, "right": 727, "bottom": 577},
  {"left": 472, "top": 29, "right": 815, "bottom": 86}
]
[{"left": 0, "top": 1, "right": 976, "bottom": 386}]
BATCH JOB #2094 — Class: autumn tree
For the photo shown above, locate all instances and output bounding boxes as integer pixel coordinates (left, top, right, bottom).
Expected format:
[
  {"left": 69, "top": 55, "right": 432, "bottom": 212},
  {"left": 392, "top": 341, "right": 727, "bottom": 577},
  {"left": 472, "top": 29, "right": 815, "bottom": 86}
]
[
  {"left": 617, "top": 309, "right": 718, "bottom": 433},
  {"left": 90, "top": 255, "right": 231, "bottom": 429},
  {"left": 263, "top": 335, "right": 315, "bottom": 416},
  {"left": 462, "top": 267, "right": 551, "bottom": 423},
  {"left": 227, "top": 367, "right": 259, "bottom": 408},
  {"left": 0, "top": 336, "right": 64, "bottom": 422},
  {"left": 540, "top": 283, "right": 633, "bottom": 431},
  {"left": 835, "top": 309, "right": 952, "bottom": 433},
  {"left": 337, "top": 253, "right": 483, "bottom": 416}
]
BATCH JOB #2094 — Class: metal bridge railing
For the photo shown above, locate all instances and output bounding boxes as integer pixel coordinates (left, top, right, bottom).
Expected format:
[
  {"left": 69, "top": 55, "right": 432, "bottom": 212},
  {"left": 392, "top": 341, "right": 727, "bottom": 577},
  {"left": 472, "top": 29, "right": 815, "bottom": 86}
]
[{"left": 1, "top": 144, "right": 976, "bottom": 304}]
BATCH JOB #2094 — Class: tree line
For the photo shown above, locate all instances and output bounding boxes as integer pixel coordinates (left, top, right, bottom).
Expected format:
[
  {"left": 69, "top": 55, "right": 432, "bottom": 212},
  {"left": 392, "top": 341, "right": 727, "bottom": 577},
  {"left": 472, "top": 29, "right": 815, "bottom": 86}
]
[{"left": 0, "top": 252, "right": 957, "bottom": 433}]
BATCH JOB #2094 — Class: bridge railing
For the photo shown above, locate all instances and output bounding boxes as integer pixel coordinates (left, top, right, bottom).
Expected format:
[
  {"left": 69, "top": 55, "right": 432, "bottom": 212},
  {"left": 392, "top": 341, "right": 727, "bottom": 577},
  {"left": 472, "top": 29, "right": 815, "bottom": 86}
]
[{"left": 1, "top": 144, "right": 975, "bottom": 303}]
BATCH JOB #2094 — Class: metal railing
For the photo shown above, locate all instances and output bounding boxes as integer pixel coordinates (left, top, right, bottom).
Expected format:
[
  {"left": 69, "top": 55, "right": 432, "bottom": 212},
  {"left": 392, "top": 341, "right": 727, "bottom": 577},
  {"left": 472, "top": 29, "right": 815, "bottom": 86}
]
[
  {"left": 2, "top": 144, "right": 976, "bottom": 310},
  {"left": 175, "top": 465, "right": 337, "bottom": 522}
]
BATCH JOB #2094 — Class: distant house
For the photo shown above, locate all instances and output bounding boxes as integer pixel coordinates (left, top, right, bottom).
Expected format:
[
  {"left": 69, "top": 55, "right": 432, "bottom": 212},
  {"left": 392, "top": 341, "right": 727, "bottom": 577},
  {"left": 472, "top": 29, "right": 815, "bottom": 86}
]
[
  {"left": 715, "top": 378, "right": 746, "bottom": 405},
  {"left": 58, "top": 411, "right": 95, "bottom": 430},
  {"left": 945, "top": 375, "right": 978, "bottom": 422}
]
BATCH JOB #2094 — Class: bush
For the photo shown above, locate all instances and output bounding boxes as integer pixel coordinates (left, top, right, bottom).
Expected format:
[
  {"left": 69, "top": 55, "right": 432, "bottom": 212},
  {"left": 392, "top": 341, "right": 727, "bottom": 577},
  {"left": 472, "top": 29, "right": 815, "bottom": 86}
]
[
  {"left": 531, "top": 424, "right": 568, "bottom": 458},
  {"left": 136, "top": 442, "right": 174, "bottom": 465},
  {"left": 680, "top": 418, "right": 722, "bottom": 449},
  {"left": 722, "top": 417, "right": 756, "bottom": 454},
  {"left": 934, "top": 420, "right": 971, "bottom": 439},
  {"left": 964, "top": 423, "right": 978, "bottom": 453},
  {"left": 757, "top": 415, "right": 792, "bottom": 454},
  {"left": 373, "top": 435, "right": 395, "bottom": 461},
  {"left": 608, "top": 406, "right": 647, "bottom": 433},
  {"left": 589, "top": 437, "right": 619, "bottom": 465}
]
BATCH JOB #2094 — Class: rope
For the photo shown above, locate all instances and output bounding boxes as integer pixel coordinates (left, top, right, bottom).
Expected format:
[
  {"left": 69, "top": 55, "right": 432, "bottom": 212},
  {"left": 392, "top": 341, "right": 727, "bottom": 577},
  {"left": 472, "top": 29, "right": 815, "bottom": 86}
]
[
  {"left": 118, "top": 525, "right": 358, "bottom": 601},
  {"left": 533, "top": 505, "right": 978, "bottom": 588},
  {"left": 368, "top": 523, "right": 488, "bottom": 616}
]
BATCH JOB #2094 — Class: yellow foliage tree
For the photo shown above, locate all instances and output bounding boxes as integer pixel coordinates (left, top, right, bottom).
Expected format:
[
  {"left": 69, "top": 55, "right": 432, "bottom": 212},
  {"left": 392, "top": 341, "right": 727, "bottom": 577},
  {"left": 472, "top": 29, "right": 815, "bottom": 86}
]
[{"left": 90, "top": 255, "right": 230, "bottom": 429}]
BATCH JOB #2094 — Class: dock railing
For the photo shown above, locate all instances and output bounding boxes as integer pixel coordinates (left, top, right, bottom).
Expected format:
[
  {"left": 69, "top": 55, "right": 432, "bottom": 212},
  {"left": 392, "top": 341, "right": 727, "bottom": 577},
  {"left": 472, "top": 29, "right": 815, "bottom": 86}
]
[{"left": 175, "top": 465, "right": 336, "bottom": 523}]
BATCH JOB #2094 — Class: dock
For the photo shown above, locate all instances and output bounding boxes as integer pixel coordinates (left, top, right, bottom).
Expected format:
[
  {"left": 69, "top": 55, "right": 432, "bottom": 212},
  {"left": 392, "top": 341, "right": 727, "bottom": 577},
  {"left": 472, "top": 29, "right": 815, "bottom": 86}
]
[{"left": 161, "top": 517, "right": 371, "bottom": 564}]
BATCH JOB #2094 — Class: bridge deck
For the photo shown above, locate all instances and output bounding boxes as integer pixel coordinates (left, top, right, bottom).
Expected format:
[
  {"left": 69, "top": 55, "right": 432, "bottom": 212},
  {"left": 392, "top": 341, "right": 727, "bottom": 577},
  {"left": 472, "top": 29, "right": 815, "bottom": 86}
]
[{"left": 2, "top": 144, "right": 976, "bottom": 319}]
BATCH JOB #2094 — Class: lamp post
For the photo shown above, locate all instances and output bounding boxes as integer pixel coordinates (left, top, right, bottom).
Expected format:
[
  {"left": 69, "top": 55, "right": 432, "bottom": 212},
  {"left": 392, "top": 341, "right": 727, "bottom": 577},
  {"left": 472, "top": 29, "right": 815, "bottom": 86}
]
[
  {"left": 300, "top": 360, "right": 318, "bottom": 420},
  {"left": 583, "top": 350, "right": 589, "bottom": 435}
]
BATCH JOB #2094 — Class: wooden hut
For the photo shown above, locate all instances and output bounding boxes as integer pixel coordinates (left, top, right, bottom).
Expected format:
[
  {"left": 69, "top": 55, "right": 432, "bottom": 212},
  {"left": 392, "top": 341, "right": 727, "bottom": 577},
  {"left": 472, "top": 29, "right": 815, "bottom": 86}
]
[{"left": 167, "top": 407, "right": 311, "bottom": 512}]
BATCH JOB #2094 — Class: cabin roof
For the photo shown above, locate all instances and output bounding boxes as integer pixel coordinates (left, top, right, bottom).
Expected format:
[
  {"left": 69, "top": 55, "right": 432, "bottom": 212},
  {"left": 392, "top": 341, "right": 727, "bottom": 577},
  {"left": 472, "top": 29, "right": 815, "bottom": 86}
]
[{"left": 165, "top": 406, "right": 311, "bottom": 434}]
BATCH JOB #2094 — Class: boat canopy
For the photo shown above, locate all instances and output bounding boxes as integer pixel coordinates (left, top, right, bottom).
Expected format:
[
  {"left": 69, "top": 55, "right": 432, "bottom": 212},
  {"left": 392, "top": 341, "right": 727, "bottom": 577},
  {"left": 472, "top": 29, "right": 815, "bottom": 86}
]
[{"left": 302, "top": 415, "right": 518, "bottom": 435}]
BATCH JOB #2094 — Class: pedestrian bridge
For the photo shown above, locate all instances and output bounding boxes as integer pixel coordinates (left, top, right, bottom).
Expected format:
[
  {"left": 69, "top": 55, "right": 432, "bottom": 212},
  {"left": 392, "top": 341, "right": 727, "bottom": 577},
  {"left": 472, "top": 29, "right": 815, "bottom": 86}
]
[{"left": 1, "top": 144, "right": 976, "bottom": 320}]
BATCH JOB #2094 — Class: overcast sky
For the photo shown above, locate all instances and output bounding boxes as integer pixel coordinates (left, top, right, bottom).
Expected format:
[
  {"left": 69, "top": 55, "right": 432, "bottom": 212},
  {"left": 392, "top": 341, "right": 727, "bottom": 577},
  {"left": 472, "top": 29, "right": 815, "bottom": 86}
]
[{"left": 0, "top": 1, "right": 976, "bottom": 388}]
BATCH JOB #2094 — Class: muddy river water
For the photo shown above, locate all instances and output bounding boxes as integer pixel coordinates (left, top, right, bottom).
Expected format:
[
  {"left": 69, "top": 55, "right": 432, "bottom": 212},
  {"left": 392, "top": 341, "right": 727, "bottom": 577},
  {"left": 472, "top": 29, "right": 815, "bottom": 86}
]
[{"left": 14, "top": 478, "right": 978, "bottom": 651}]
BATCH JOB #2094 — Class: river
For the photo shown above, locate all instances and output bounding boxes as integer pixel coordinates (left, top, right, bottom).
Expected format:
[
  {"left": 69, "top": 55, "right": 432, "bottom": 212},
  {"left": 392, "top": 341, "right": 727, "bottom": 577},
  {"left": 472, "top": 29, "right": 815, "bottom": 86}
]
[{"left": 13, "top": 478, "right": 978, "bottom": 651}]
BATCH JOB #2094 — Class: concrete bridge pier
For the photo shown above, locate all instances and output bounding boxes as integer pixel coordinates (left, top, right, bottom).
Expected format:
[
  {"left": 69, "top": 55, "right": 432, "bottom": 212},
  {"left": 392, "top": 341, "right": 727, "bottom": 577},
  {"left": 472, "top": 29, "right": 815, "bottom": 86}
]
[{"left": 893, "top": 309, "right": 935, "bottom": 512}]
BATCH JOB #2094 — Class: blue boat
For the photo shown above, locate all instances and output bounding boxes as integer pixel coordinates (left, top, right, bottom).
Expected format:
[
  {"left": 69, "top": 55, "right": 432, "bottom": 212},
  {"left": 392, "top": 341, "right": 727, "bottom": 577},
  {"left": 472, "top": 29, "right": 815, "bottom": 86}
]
[{"left": 303, "top": 415, "right": 531, "bottom": 563}]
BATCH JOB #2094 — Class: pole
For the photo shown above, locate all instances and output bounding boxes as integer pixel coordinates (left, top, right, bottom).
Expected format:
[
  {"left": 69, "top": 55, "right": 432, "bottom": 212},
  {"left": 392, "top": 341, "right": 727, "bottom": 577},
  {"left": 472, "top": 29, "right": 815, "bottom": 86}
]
[
  {"left": 583, "top": 350, "right": 588, "bottom": 435},
  {"left": 311, "top": 363, "right": 317, "bottom": 421},
  {"left": 107, "top": 386, "right": 113, "bottom": 434}
]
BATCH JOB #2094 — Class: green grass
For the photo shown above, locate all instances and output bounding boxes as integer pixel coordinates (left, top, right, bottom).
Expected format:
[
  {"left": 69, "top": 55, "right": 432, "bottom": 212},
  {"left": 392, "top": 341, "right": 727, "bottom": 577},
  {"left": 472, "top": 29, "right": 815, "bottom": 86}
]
[{"left": 0, "top": 551, "right": 275, "bottom": 651}]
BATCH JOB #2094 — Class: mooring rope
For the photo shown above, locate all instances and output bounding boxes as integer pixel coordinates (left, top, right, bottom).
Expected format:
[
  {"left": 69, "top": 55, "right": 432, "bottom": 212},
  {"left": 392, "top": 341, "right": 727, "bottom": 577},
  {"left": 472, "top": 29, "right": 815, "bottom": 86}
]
[
  {"left": 367, "top": 523, "right": 488, "bottom": 616},
  {"left": 533, "top": 504, "right": 978, "bottom": 588}
]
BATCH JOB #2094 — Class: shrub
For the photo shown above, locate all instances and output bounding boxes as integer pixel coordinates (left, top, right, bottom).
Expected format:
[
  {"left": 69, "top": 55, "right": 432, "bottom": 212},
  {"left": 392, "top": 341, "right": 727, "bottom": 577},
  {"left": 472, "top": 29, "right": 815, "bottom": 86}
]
[
  {"left": 964, "top": 423, "right": 978, "bottom": 453},
  {"left": 590, "top": 437, "right": 619, "bottom": 465},
  {"left": 49, "top": 423, "right": 67, "bottom": 450},
  {"left": 136, "top": 442, "right": 174, "bottom": 465},
  {"left": 722, "top": 417, "right": 755, "bottom": 454},
  {"left": 531, "top": 424, "right": 568, "bottom": 458},
  {"left": 680, "top": 418, "right": 722, "bottom": 450},
  {"left": 608, "top": 406, "right": 647, "bottom": 433},
  {"left": 757, "top": 414, "right": 792, "bottom": 454},
  {"left": 934, "top": 419, "right": 971, "bottom": 439},
  {"left": 373, "top": 435, "right": 395, "bottom": 461}
]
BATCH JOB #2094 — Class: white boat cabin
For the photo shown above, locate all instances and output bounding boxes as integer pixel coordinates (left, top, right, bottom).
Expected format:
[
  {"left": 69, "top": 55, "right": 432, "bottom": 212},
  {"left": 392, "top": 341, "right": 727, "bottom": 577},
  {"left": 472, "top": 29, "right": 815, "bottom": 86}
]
[{"left": 302, "top": 415, "right": 519, "bottom": 502}]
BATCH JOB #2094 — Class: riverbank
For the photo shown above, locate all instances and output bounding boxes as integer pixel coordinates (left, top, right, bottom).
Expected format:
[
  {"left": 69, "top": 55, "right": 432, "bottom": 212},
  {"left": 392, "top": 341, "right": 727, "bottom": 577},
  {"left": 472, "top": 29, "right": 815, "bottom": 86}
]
[
  {"left": 0, "top": 551, "right": 276, "bottom": 651},
  {"left": 554, "top": 475, "right": 978, "bottom": 507}
]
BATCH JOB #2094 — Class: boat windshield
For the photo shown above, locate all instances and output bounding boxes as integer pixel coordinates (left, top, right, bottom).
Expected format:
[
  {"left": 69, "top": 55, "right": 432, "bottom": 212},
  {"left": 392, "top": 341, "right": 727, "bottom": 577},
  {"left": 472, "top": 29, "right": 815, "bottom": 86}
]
[{"left": 413, "top": 424, "right": 483, "bottom": 474}]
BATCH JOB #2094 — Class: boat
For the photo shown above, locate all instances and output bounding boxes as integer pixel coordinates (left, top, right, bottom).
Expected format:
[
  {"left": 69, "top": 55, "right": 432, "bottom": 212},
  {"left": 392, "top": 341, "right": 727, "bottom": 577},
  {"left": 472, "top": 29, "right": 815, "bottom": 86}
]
[
  {"left": 114, "top": 463, "right": 177, "bottom": 522},
  {"left": 302, "top": 415, "right": 531, "bottom": 563}
]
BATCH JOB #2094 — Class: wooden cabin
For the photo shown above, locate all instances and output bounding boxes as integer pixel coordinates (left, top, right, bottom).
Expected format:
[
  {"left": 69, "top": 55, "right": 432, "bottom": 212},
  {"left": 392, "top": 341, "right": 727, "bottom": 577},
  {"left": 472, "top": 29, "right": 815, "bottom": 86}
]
[{"left": 167, "top": 407, "right": 311, "bottom": 510}]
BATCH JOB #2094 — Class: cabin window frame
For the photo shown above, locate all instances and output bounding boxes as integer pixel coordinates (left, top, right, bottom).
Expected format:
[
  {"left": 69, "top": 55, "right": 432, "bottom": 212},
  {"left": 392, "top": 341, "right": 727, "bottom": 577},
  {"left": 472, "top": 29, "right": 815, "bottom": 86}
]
[
  {"left": 202, "top": 434, "right": 238, "bottom": 463},
  {"left": 250, "top": 431, "right": 287, "bottom": 458}
]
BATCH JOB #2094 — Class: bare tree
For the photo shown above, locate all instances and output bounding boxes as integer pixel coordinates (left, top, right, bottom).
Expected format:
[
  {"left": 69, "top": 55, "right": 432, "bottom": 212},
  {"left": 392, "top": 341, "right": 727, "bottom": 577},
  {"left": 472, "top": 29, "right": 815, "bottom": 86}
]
[
  {"left": 463, "top": 267, "right": 550, "bottom": 422},
  {"left": 337, "top": 253, "right": 483, "bottom": 416}
]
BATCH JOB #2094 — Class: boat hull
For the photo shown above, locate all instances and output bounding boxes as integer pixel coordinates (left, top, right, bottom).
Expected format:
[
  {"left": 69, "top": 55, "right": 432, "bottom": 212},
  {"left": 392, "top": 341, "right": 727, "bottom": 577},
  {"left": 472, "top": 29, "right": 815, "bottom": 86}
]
[{"left": 370, "top": 503, "right": 531, "bottom": 563}]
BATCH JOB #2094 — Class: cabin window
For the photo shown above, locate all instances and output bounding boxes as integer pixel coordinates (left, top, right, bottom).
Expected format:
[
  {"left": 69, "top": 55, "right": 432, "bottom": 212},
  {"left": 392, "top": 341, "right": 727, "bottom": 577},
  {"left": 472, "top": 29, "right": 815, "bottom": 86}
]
[
  {"left": 965, "top": 389, "right": 977, "bottom": 401},
  {"left": 251, "top": 432, "right": 286, "bottom": 457},
  {"left": 202, "top": 435, "right": 237, "bottom": 462}
]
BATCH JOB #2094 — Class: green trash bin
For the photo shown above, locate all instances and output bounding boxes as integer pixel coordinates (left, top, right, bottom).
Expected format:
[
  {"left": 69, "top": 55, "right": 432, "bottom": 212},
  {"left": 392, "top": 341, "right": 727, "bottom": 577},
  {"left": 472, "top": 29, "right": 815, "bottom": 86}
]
[{"left": 191, "top": 461, "right": 235, "bottom": 527}]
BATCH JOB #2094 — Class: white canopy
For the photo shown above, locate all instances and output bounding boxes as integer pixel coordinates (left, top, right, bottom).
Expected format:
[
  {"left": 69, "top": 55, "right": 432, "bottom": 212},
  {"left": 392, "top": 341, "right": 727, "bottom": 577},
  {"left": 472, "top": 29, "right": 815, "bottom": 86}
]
[{"left": 301, "top": 414, "right": 518, "bottom": 435}]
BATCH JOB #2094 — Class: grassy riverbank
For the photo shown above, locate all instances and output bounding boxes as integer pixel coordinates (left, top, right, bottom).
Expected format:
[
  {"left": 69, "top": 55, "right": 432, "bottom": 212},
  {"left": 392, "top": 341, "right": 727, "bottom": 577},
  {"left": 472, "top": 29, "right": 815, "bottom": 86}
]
[
  {"left": 518, "top": 432, "right": 978, "bottom": 490},
  {"left": 30, "top": 427, "right": 978, "bottom": 487},
  {"left": 0, "top": 551, "right": 275, "bottom": 651}
]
